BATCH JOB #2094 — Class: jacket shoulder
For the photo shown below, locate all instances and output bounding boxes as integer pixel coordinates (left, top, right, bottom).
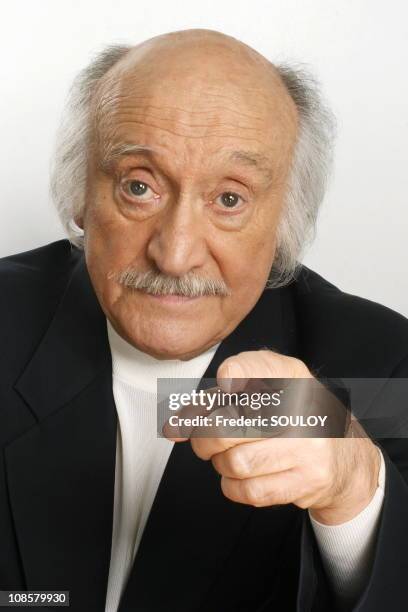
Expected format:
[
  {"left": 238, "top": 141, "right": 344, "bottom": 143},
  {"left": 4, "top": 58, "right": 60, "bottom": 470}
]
[
  {"left": 0, "top": 239, "right": 78, "bottom": 278},
  {"left": 0, "top": 239, "right": 80, "bottom": 313},
  {"left": 0, "top": 240, "right": 82, "bottom": 379},
  {"left": 292, "top": 266, "right": 408, "bottom": 376}
]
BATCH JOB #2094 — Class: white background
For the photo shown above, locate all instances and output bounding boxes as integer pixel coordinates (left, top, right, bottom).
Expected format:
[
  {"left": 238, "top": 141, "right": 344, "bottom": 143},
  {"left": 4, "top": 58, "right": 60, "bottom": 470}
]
[{"left": 0, "top": 0, "right": 407, "bottom": 316}]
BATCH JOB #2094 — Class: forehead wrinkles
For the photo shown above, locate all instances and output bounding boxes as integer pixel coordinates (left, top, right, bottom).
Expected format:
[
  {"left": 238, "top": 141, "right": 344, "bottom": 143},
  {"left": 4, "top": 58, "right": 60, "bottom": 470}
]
[
  {"left": 94, "top": 86, "right": 265, "bottom": 147},
  {"left": 91, "top": 67, "right": 298, "bottom": 166}
]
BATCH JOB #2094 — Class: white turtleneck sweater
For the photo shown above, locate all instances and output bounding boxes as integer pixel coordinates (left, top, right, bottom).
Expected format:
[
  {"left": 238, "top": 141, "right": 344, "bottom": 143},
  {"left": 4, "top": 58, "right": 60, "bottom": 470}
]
[{"left": 104, "top": 319, "right": 385, "bottom": 612}]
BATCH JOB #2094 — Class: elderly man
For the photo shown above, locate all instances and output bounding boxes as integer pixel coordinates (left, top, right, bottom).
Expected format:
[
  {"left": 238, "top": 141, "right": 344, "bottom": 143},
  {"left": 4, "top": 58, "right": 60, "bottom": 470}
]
[{"left": 1, "top": 29, "right": 408, "bottom": 612}]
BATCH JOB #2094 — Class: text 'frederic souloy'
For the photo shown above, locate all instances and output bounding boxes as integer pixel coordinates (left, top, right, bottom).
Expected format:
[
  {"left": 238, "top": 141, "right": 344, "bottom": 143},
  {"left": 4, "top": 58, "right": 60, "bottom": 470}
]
[{"left": 167, "top": 389, "right": 328, "bottom": 428}]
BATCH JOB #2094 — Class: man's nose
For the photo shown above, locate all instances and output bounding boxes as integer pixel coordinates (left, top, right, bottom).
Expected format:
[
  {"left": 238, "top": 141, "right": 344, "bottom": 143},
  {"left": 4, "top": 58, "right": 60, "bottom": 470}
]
[{"left": 146, "top": 197, "right": 208, "bottom": 277}]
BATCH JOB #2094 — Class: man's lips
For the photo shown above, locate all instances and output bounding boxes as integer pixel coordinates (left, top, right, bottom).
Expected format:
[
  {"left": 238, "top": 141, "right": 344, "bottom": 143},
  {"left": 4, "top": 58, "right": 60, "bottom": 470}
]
[{"left": 143, "top": 292, "right": 202, "bottom": 304}]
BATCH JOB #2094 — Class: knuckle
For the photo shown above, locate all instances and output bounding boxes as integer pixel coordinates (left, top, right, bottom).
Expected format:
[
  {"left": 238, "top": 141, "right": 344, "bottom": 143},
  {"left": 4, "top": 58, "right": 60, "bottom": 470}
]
[
  {"left": 242, "top": 479, "right": 263, "bottom": 505},
  {"left": 191, "top": 438, "right": 211, "bottom": 460},
  {"left": 227, "top": 446, "right": 252, "bottom": 478},
  {"left": 221, "top": 476, "right": 238, "bottom": 503},
  {"left": 278, "top": 487, "right": 293, "bottom": 506},
  {"left": 314, "top": 463, "right": 331, "bottom": 487},
  {"left": 210, "top": 454, "right": 222, "bottom": 474}
]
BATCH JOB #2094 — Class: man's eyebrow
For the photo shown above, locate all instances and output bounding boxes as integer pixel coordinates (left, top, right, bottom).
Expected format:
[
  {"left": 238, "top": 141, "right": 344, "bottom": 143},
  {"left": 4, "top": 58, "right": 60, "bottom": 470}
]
[
  {"left": 98, "top": 143, "right": 158, "bottom": 172},
  {"left": 99, "top": 143, "right": 274, "bottom": 182},
  {"left": 224, "top": 150, "right": 274, "bottom": 182}
]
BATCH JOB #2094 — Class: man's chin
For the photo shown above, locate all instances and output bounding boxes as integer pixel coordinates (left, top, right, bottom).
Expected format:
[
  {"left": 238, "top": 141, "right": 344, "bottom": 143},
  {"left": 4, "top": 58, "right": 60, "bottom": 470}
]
[
  {"left": 116, "top": 323, "right": 216, "bottom": 361},
  {"left": 144, "top": 347, "right": 204, "bottom": 360},
  {"left": 108, "top": 295, "right": 224, "bottom": 359}
]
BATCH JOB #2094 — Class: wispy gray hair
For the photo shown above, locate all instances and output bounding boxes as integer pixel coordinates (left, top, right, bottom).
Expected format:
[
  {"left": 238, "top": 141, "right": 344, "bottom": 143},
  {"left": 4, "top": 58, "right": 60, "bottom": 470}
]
[{"left": 50, "top": 45, "right": 336, "bottom": 288}]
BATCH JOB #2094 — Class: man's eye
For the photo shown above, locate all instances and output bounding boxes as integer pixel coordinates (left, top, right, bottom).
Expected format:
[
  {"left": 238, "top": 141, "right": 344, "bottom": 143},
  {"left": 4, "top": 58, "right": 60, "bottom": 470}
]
[
  {"left": 215, "top": 192, "right": 244, "bottom": 209},
  {"left": 123, "top": 180, "right": 156, "bottom": 201}
]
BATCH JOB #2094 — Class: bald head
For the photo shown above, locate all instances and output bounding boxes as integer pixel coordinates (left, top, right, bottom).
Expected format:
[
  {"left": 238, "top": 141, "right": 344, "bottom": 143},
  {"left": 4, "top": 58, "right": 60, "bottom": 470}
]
[{"left": 103, "top": 28, "right": 284, "bottom": 91}]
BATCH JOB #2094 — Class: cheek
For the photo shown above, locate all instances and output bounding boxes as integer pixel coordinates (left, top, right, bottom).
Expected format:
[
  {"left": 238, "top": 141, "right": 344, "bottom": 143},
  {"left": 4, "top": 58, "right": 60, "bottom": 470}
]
[
  {"left": 82, "top": 193, "right": 151, "bottom": 311},
  {"left": 219, "top": 224, "right": 277, "bottom": 287},
  {"left": 246, "top": 200, "right": 283, "bottom": 279},
  {"left": 213, "top": 231, "right": 276, "bottom": 324},
  {"left": 84, "top": 180, "right": 149, "bottom": 264}
]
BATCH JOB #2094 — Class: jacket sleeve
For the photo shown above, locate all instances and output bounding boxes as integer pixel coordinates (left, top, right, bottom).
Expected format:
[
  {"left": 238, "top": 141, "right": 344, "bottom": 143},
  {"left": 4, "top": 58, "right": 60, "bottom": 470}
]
[{"left": 297, "top": 356, "right": 408, "bottom": 612}]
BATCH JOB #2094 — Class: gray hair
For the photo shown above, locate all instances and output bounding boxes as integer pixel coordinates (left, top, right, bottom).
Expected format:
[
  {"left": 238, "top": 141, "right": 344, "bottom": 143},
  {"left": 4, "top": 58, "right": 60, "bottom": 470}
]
[{"left": 50, "top": 45, "right": 336, "bottom": 288}]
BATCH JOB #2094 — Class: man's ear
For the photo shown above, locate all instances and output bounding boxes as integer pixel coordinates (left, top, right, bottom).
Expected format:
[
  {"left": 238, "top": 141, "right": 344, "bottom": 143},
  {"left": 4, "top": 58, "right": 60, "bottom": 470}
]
[{"left": 74, "top": 215, "right": 84, "bottom": 230}]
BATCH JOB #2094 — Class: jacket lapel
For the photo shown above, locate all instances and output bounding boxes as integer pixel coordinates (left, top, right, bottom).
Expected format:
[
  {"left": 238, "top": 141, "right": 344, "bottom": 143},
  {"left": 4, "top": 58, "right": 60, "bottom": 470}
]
[
  {"left": 119, "top": 284, "right": 298, "bottom": 611},
  {"left": 6, "top": 256, "right": 117, "bottom": 611}
]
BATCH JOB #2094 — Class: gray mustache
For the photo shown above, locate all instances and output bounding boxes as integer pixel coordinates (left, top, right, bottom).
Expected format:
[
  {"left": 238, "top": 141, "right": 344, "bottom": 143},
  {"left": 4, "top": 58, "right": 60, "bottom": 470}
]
[{"left": 113, "top": 268, "right": 230, "bottom": 297}]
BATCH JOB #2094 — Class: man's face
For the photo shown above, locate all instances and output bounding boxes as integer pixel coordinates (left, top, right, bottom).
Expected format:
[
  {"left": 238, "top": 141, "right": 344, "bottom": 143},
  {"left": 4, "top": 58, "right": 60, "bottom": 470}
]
[{"left": 80, "top": 35, "right": 298, "bottom": 359}]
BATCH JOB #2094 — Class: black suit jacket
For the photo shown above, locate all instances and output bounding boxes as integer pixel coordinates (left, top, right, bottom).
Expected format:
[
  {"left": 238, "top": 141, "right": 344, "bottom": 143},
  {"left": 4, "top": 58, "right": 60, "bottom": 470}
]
[{"left": 1, "top": 240, "right": 408, "bottom": 612}]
